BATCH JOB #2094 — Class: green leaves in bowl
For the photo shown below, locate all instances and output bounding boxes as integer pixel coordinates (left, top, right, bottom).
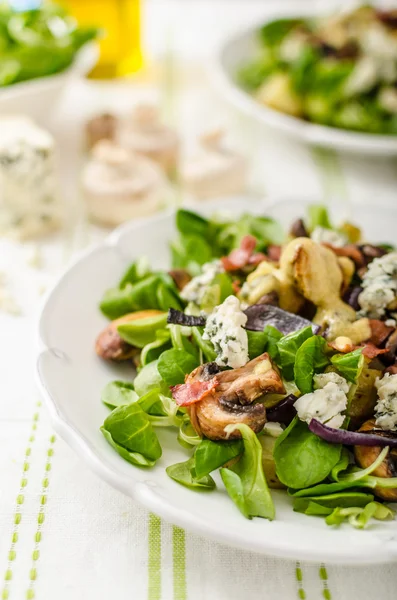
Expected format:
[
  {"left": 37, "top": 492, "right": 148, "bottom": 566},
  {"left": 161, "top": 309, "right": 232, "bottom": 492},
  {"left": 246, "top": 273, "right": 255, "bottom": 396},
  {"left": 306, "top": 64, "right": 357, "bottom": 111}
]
[
  {"left": 220, "top": 424, "right": 275, "bottom": 520},
  {"left": 101, "top": 403, "right": 162, "bottom": 467},
  {"left": 274, "top": 418, "right": 342, "bottom": 489}
]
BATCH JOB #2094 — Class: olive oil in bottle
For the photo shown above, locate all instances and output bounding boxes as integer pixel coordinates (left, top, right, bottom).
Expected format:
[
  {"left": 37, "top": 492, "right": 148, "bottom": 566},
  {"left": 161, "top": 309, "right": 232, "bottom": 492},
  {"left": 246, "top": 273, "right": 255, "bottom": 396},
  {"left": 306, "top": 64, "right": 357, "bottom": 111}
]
[{"left": 61, "top": 0, "right": 142, "bottom": 78}]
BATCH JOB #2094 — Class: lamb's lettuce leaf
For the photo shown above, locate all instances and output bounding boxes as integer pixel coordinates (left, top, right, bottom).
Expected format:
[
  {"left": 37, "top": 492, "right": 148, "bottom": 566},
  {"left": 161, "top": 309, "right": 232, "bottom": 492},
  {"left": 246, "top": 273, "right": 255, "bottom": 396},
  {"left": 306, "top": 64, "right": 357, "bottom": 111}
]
[
  {"left": 166, "top": 457, "right": 215, "bottom": 490},
  {"left": 101, "top": 403, "right": 162, "bottom": 467},
  {"left": 294, "top": 336, "right": 329, "bottom": 394},
  {"left": 220, "top": 424, "right": 275, "bottom": 520},
  {"left": 195, "top": 439, "right": 243, "bottom": 479},
  {"left": 274, "top": 418, "right": 341, "bottom": 489}
]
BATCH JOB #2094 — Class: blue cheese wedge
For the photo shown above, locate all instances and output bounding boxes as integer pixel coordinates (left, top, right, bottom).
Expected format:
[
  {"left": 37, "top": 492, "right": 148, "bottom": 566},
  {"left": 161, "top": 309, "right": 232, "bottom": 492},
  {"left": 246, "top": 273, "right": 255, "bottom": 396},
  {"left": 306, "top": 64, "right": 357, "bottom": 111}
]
[
  {"left": 358, "top": 252, "right": 397, "bottom": 318},
  {"left": 311, "top": 226, "right": 347, "bottom": 247},
  {"left": 180, "top": 260, "right": 224, "bottom": 306},
  {"left": 294, "top": 372, "right": 349, "bottom": 429},
  {"left": 203, "top": 295, "right": 249, "bottom": 369},
  {"left": 0, "top": 116, "right": 60, "bottom": 239},
  {"left": 375, "top": 373, "right": 397, "bottom": 431}
]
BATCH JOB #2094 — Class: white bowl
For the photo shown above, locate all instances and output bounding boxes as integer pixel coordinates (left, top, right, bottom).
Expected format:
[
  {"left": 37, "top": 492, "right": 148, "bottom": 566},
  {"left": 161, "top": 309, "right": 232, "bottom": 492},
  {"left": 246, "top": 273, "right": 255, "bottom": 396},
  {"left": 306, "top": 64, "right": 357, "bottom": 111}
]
[
  {"left": 0, "top": 43, "right": 98, "bottom": 124},
  {"left": 36, "top": 197, "right": 397, "bottom": 564},
  {"left": 212, "top": 10, "right": 397, "bottom": 156}
]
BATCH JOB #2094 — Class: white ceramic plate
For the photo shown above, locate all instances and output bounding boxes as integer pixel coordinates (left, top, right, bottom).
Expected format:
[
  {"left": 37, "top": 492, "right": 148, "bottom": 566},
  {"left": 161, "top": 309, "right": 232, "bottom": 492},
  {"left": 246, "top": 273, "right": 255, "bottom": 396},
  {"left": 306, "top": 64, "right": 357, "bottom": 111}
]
[
  {"left": 36, "top": 197, "right": 397, "bottom": 564},
  {"left": 212, "top": 6, "right": 397, "bottom": 156},
  {"left": 0, "top": 43, "right": 98, "bottom": 123}
]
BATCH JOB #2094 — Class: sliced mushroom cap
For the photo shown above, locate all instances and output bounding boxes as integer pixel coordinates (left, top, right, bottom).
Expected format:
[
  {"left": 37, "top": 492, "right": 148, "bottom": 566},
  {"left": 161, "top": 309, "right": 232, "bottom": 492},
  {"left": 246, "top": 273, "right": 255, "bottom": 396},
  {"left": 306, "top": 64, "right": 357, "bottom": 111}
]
[
  {"left": 186, "top": 353, "right": 284, "bottom": 440},
  {"left": 354, "top": 418, "right": 397, "bottom": 501},
  {"left": 95, "top": 310, "right": 163, "bottom": 361},
  {"left": 168, "top": 269, "right": 191, "bottom": 291}
]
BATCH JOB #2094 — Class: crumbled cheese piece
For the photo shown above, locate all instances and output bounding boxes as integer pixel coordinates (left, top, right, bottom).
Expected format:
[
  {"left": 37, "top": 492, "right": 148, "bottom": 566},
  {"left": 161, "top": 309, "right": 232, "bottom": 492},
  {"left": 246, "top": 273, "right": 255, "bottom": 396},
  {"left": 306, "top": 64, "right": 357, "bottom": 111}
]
[
  {"left": 263, "top": 422, "right": 284, "bottom": 437},
  {"left": 375, "top": 373, "right": 397, "bottom": 431},
  {"left": 358, "top": 252, "right": 397, "bottom": 319},
  {"left": 314, "top": 371, "right": 351, "bottom": 394},
  {"left": 294, "top": 374, "right": 349, "bottom": 429},
  {"left": 203, "top": 295, "right": 249, "bottom": 369},
  {"left": 385, "top": 318, "right": 397, "bottom": 328},
  {"left": 311, "top": 226, "right": 347, "bottom": 248},
  {"left": 180, "top": 260, "right": 224, "bottom": 305}
]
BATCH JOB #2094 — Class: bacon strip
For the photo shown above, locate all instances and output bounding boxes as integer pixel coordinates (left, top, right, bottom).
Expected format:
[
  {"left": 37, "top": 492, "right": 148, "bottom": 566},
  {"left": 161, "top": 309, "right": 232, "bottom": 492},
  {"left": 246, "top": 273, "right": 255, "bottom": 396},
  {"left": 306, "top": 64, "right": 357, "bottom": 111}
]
[
  {"left": 171, "top": 378, "right": 219, "bottom": 407},
  {"left": 221, "top": 235, "right": 266, "bottom": 271},
  {"left": 361, "top": 343, "right": 389, "bottom": 359},
  {"left": 368, "top": 319, "right": 394, "bottom": 346}
]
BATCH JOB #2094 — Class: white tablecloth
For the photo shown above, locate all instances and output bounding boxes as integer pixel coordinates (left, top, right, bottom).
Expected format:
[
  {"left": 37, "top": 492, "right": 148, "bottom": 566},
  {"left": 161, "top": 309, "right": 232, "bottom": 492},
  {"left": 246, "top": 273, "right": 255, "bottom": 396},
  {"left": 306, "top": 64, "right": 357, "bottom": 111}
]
[{"left": 2, "top": 2, "right": 397, "bottom": 599}]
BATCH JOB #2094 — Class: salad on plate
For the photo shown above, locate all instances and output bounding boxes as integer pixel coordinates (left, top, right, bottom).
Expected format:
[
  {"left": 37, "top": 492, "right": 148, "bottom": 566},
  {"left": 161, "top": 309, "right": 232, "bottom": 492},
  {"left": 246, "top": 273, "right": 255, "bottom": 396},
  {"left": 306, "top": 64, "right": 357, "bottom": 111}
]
[
  {"left": 238, "top": 5, "right": 397, "bottom": 134},
  {"left": 95, "top": 205, "right": 397, "bottom": 529}
]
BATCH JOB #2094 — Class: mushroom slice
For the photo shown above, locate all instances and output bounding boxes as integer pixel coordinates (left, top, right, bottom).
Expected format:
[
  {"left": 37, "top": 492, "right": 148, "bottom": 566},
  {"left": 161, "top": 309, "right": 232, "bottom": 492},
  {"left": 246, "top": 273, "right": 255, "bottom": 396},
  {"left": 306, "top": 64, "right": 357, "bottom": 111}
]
[
  {"left": 95, "top": 310, "right": 163, "bottom": 361},
  {"left": 184, "top": 353, "right": 284, "bottom": 440},
  {"left": 168, "top": 269, "right": 191, "bottom": 291},
  {"left": 216, "top": 354, "right": 285, "bottom": 405},
  {"left": 354, "top": 418, "right": 397, "bottom": 501}
]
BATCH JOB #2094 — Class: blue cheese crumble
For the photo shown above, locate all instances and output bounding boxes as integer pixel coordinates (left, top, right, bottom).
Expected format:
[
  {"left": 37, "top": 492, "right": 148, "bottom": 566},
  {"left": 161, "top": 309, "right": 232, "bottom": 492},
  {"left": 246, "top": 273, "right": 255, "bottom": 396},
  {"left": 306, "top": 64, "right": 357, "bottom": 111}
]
[
  {"left": 311, "top": 226, "right": 347, "bottom": 248},
  {"left": 180, "top": 260, "right": 224, "bottom": 306},
  {"left": 375, "top": 373, "right": 397, "bottom": 431},
  {"left": 203, "top": 295, "right": 249, "bottom": 369},
  {"left": 294, "top": 372, "right": 349, "bottom": 429},
  {"left": 358, "top": 252, "right": 397, "bottom": 318}
]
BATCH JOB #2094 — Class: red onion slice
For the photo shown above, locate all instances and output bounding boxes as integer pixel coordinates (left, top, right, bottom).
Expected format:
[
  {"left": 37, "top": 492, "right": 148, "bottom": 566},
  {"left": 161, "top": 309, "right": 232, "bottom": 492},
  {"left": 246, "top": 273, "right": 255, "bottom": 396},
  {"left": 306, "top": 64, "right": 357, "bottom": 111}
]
[{"left": 309, "top": 419, "right": 397, "bottom": 447}]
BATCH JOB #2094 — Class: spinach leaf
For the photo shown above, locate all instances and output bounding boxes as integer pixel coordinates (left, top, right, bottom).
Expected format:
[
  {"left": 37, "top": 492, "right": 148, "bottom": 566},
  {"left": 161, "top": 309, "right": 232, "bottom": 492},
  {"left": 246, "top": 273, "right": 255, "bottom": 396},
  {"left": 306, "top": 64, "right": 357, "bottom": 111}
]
[
  {"left": 294, "top": 336, "right": 329, "bottom": 394},
  {"left": 274, "top": 418, "right": 341, "bottom": 489},
  {"left": 128, "top": 274, "right": 178, "bottom": 312},
  {"left": 166, "top": 457, "right": 215, "bottom": 490},
  {"left": 157, "top": 349, "right": 199, "bottom": 386},
  {"left": 170, "top": 234, "right": 213, "bottom": 271},
  {"left": 101, "top": 381, "right": 138, "bottom": 410},
  {"left": 220, "top": 423, "right": 275, "bottom": 520},
  {"left": 307, "top": 204, "right": 332, "bottom": 231},
  {"left": 277, "top": 326, "right": 313, "bottom": 380},
  {"left": 99, "top": 285, "right": 134, "bottom": 319},
  {"left": 169, "top": 324, "right": 199, "bottom": 359},
  {"left": 200, "top": 273, "right": 234, "bottom": 313},
  {"left": 331, "top": 349, "right": 364, "bottom": 383},
  {"left": 117, "top": 313, "right": 168, "bottom": 348},
  {"left": 119, "top": 257, "right": 151, "bottom": 288},
  {"left": 263, "top": 325, "right": 283, "bottom": 360},
  {"left": 101, "top": 403, "right": 162, "bottom": 466},
  {"left": 195, "top": 439, "right": 244, "bottom": 479},
  {"left": 138, "top": 390, "right": 182, "bottom": 427},
  {"left": 294, "top": 492, "right": 374, "bottom": 516},
  {"left": 191, "top": 327, "right": 217, "bottom": 362},
  {"left": 247, "top": 329, "right": 267, "bottom": 360},
  {"left": 141, "top": 330, "right": 171, "bottom": 366},
  {"left": 260, "top": 18, "right": 304, "bottom": 49},
  {"left": 101, "top": 429, "right": 158, "bottom": 467},
  {"left": 290, "top": 479, "right": 376, "bottom": 498},
  {"left": 134, "top": 360, "right": 169, "bottom": 397},
  {"left": 176, "top": 209, "right": 209, "bottom": 238},
  {"left": 220, "top": 469, "right": 250, "bottom": 518},
  {"left": 330, "top": 448, "right": 350, "bottom": 481}
]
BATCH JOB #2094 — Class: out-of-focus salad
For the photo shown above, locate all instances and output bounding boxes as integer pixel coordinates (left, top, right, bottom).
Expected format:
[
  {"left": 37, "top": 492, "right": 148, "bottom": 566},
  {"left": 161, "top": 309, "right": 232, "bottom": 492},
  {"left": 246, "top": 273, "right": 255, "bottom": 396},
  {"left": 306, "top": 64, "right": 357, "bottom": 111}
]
[
  {"left": 95, "top": 205, "right": 397, "bottom": 529},
  {"left": 0, "top": 2, "right": 98, "bottom": 87},
  {"left": 238, "top": 6, "right": 397, "bottom": 135}
]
